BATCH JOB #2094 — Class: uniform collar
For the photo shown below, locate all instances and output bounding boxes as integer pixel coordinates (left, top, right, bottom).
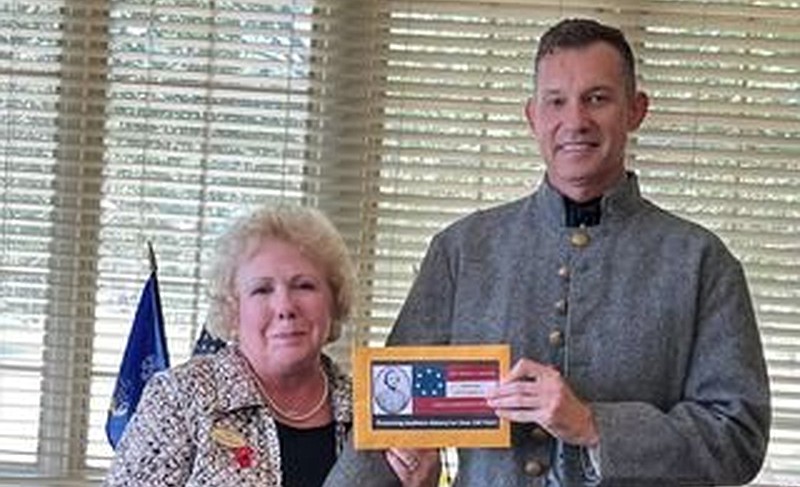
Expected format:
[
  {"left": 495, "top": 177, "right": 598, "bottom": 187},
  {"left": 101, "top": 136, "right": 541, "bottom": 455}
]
[{"left": 534, "top": 171, "right": 643, "bottom": 228}]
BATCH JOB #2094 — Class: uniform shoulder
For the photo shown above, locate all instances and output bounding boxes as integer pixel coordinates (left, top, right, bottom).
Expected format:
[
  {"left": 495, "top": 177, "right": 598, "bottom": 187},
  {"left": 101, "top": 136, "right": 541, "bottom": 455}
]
[
  {"left": 640, "top": 198, "right": 737, "bottom": 260},
  {"left": 438, "top": 197, "right": 529, "bottom": 240}
]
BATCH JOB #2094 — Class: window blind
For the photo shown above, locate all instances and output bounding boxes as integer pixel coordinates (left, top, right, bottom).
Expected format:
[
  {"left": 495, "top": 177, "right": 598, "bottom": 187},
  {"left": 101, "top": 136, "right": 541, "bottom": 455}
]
[
  {"left": 1, "top": 0, "right": 365, "bottom": 482},
  {"left": 0, "top": 0, "right": 798, "bottom": 485},
  {"left": 632, "top": 4, "right": 800, "bottom": 483},
  {"left": 86, "top": 0, "right": 352, "bottom": 473},
  {"left": 1, "top": 0, "right": 72, "bottom": 477}
]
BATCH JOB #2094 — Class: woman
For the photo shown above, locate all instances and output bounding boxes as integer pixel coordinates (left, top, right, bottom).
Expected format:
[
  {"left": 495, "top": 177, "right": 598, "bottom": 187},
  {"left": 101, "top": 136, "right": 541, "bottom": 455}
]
[{"left": 105, "top": 205, "right": 438, "bottom": 486}]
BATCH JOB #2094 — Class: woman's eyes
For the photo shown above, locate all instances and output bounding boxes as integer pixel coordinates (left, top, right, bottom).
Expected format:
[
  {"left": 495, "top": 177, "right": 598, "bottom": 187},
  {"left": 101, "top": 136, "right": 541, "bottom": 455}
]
[
  {"left": 249, "top": 280, "right": 317, "bottom": 295},
  {"left": 294, "top": 280, "right": 318, "bottom": 291},
  {"left": 251, "top": 285, "right": 273, "bottom": 295}
]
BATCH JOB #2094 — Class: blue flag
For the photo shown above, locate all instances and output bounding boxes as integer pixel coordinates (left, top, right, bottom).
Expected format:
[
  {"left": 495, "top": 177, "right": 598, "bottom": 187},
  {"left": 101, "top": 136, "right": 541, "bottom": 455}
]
[
  {"left": 106, "top": 271, "right": 170, "bottom": 449},
  {"left": 192, "top": 327, "right": 226, "bottom": 356}
]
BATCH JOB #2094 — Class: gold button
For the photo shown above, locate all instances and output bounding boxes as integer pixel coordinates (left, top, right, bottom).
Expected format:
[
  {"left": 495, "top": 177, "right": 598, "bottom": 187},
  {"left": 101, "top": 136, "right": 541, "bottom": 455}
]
[
  {"left": 570, "top": 231, "right": 590, "bottom": 248},
  {"left": 549, "top": 330, "right": 564, "bottom": 347},
  {"left": 530, "top": 427, "right": 549, "bottom": 442},
  {"left": 554, "top": 299, "right": 567, "bottom": 314},
  {"left": 558, "top": 265, "right": 570, "bottom": 279},
  {"left": 524, "top": 459, "right": 547, "bottom": 477}
]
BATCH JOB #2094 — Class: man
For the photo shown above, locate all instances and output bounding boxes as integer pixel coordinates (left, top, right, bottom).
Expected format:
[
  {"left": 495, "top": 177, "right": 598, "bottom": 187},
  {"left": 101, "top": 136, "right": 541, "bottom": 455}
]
[{"left": 327, "top": 18, "right": 770, "bottom": 486}]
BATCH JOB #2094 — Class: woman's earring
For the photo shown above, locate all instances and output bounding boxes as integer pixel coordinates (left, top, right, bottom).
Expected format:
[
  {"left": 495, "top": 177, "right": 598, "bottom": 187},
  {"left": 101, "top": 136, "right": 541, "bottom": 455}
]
[{"left": 227, "top": 327, "right": 239, "bottom": 345}]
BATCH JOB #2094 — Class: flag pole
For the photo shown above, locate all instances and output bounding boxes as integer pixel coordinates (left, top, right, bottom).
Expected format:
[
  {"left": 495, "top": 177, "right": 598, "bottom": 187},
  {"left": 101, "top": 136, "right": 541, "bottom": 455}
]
[
  {"left": 147, "top": 241, "right": 157, "bottom": 273},
  {"left": 105, "top": 240, "right": 170, "bottom": 449}
]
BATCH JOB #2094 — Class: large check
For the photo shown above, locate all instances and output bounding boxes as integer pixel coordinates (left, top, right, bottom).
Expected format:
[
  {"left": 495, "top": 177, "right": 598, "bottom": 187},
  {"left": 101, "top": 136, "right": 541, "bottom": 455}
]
[{"left": 352, "top": 344, "right": 510, "bottom": 449}]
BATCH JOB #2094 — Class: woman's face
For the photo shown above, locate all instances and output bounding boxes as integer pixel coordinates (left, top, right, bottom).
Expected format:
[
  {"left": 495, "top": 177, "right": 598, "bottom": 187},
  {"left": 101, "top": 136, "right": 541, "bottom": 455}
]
[{"left": 234, "top": 238, "right": 334, "bottom": 377}]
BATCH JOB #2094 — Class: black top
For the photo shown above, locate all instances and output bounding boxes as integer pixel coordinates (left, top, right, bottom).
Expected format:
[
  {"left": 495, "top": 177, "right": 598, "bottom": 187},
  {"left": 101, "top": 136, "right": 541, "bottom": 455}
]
[{"left": 276, "top": 421, "right": 336, "bottom": 487}]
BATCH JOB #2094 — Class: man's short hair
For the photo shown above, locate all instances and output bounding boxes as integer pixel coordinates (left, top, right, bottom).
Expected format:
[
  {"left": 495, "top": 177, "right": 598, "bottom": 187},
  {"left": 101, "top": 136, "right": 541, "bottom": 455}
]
[{"left": 535, "top": 18, "right": 637, "bottom": 95}]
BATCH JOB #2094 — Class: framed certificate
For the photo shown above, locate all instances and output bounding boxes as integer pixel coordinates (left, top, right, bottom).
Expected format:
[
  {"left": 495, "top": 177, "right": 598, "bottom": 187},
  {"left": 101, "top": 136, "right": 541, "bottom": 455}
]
[{"left": 352, "top": 344, "right": 510, "bottom": 449}]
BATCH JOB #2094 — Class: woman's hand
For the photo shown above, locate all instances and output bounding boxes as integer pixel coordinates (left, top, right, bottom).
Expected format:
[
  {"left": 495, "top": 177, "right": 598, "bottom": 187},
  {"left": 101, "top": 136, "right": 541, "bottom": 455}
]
[{"left": 385, "top": 448, "right": 441, "bottom": 487}]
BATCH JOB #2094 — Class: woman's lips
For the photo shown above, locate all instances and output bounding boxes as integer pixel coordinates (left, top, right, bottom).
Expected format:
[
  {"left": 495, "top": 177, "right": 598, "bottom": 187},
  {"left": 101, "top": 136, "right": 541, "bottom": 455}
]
[{"left": 270, "top": 330, "right": 306, "bottom": 340}]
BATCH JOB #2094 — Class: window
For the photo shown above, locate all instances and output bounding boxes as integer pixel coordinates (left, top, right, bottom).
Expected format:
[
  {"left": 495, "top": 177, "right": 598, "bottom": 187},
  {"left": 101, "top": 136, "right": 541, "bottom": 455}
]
[
  {"left": 1, "top": 0, "right": 798, "bottom": 484},
  {"left": 86, "top": 0, "right": 322, "bottom": 468}
]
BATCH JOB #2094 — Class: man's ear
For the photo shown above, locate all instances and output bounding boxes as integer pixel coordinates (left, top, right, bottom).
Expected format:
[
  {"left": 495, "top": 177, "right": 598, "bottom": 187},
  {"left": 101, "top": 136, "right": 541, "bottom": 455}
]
[
  {"left": 524, "top": 97, "right": 537, "bottom": 133},
  {"left": 628, "top": 91, "right": 649, "bottom": 131}
]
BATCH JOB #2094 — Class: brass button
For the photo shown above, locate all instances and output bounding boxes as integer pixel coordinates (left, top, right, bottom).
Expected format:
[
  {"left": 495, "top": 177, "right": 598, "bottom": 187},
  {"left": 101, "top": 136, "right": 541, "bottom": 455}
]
[
  {"left": 554, "top": 299, "right": 567, "bottom": 315},
  {"left": 570, "top": 230, "right": 590, "bottom": 248},
  {"left": 524, "top": 459, "right": 547, "bottom": 477},
  {"left": 557, "top": 265, "right": 570, "bottom": 280},
  {"left": 530, "top": 426, "right": 549, "bottom": 442},
  {"left": 549, "top": 330, "right": 564, "bottom": 347}
]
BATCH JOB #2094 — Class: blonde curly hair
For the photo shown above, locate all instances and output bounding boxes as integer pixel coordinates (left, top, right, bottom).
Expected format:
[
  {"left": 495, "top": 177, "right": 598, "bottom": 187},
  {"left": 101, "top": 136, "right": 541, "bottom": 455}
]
[{"left": 205, "top": 205, "right": 356, "bottom": 343}]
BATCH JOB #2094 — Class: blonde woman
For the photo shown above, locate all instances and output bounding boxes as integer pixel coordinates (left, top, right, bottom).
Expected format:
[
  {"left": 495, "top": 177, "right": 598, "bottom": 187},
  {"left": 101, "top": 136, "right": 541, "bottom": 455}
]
[{"left": 105, "top": 205, "right": 439, "bottom": 486}]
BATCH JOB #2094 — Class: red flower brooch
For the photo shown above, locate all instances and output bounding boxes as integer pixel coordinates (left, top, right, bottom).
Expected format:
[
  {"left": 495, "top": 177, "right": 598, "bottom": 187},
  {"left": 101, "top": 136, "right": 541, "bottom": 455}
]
[{"left": 211, "top": 425, "right": 256, "bottom": 469}]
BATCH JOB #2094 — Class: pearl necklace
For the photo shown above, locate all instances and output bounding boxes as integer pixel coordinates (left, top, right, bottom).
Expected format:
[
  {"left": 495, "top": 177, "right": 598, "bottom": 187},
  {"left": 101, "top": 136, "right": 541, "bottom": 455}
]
[{"left": 259, "top": 369, "right": 329, "bottom": 424}]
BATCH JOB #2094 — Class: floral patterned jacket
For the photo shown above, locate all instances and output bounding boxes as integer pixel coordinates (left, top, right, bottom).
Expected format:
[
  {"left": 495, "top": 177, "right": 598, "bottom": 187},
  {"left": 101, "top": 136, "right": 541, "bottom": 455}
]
[{"left": 104, "top": 346, "right": 352, "bottom": 486}]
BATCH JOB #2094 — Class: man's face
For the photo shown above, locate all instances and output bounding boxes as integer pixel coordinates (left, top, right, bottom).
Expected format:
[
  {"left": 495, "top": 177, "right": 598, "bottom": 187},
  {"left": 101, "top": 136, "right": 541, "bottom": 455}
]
[{"left": 526, "top": 41, "right": 648, "bottom": 201}]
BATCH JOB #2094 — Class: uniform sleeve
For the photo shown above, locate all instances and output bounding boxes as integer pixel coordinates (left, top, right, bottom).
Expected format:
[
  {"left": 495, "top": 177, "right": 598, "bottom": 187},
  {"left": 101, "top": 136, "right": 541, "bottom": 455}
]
[
  {"left": 323, "top": 438, "right": 400, "bottom": 487},
  {"left": 592, "top": 253, "right": 771, "bottom": 485},
  {"left": 104, "top": 371, "right": 195, "bottom": 487}
]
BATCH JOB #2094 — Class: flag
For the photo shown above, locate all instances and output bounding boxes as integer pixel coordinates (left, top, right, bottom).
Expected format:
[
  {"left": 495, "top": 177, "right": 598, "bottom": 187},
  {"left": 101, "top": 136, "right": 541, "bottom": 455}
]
[
  {"left": 411, "top": 362, "right": 498, "bottom": 416},
  {"left": 192, "top": 326, "right": 226, "bottom": 356},
  {"left": 105, "top": 270, "right": 170, "bottom": 449},
  {"left": 371, "top": 361, "right": 500, "bottom": 430}
]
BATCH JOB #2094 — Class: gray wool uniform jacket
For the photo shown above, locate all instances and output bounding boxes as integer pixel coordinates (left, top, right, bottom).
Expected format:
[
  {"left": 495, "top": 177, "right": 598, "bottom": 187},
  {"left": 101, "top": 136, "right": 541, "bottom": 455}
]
[{"left": 325, "top": 172, "right": 770, "bottom": 487}]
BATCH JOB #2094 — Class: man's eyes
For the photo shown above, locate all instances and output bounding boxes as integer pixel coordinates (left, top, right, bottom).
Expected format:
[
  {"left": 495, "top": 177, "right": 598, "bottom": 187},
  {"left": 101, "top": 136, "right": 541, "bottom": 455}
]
[
  {"left": 587, "top": 93, "right": 609, "bottom": 104},
  {"left": 543, "top": 94, "right": 609, "bottom": 107}
]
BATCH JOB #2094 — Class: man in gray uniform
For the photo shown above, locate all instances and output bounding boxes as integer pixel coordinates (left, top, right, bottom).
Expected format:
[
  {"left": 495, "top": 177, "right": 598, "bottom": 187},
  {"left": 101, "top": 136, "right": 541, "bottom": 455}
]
[{"left": 326, "top": 18, "right": 770, "bottom": 487}]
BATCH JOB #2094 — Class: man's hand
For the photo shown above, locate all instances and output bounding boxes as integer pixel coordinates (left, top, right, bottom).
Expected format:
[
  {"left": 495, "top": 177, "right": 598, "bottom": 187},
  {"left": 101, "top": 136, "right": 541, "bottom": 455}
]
[
  {"left": 385, "top": 448, "right": 441, "bottom": 487},
  {"left": 486, "top": 358, "right": 599, "bottom": 447}
]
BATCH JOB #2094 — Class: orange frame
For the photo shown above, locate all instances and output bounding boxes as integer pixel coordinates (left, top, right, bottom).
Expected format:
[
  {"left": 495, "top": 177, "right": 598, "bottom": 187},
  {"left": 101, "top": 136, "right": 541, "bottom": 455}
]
[{"left": 352, "top": 344, "right": 511, "bottom": 450}]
